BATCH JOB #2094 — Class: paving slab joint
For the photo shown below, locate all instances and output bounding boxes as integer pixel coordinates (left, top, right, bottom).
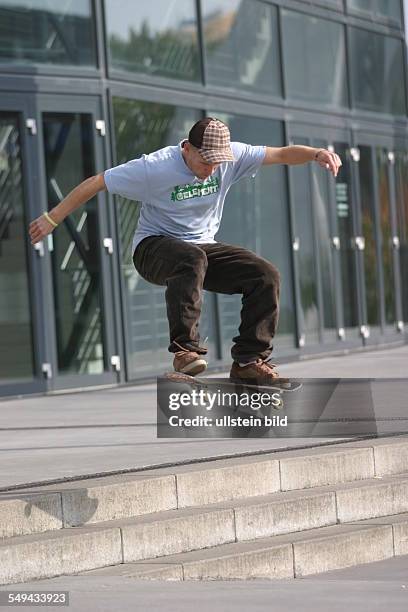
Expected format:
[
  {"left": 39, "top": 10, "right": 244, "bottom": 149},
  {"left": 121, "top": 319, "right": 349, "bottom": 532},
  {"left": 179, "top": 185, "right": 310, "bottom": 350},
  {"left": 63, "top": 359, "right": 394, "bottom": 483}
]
[
  {"left": 120, "top": 528, "right": 125, "bottom": 564},
  {"left": 59, "top": 492, "right": 65, "bottom": 530},
  {"left": 334, "top": 490, "right": 340, "bottom": 524},
  {"left": 232, "top": 508, "right": 238, "bottom": 543},
  {"left": 278, "top": 459, "right": 283, "bottom": 492},
  {"left": 291, "top": 542, "right": 296, "bottom": 578},
  {"left": 372, "top": 446, "right": 377, "bottom": 477},
  {"left": 174, "top": 475, "right": 179, "bottom": 509}
]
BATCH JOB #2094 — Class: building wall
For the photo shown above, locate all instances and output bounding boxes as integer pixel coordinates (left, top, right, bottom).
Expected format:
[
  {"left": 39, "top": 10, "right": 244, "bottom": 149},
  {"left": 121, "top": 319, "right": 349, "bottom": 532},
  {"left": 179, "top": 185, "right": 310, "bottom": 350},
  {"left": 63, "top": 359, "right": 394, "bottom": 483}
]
[{"left": 0, "top": 0, "right": 407, "bottom": 396}]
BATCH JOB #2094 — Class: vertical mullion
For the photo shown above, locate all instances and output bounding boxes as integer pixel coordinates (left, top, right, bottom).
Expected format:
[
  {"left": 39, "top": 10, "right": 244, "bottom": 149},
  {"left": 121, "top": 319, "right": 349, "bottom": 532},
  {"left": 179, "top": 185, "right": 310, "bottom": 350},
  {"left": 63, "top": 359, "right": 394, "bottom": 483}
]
[{"left": 195, "top": 0, "right": 207, "bottom": 87}]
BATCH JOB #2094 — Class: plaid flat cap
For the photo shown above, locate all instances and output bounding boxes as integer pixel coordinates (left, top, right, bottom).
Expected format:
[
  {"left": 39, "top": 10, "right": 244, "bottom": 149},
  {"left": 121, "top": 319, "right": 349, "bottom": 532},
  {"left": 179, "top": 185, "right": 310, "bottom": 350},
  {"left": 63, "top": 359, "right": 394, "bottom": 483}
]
[{"left": 188, "top": 117, "right": 235, "bottom": 163}]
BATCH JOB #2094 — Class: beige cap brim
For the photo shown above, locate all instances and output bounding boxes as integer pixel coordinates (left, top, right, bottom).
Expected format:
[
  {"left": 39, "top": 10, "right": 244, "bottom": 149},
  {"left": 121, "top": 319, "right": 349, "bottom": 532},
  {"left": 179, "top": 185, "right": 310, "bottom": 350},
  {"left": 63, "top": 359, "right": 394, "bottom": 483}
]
[{"left": 199, "top": 147, "right": 235, "bottom": 164}]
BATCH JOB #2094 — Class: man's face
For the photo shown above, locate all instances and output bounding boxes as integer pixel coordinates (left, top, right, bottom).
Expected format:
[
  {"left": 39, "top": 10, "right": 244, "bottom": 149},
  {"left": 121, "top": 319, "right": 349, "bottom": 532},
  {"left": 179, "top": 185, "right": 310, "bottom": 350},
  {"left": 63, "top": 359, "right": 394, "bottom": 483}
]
[{"left": 182, "top": 142, "right": 221, "bottom": 180}]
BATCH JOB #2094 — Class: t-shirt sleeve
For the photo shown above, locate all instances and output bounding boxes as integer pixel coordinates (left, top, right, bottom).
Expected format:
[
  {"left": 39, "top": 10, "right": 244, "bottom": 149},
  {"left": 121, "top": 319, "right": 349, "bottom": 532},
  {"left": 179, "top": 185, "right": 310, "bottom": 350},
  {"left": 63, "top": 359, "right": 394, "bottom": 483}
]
[
  {"left": 104, "top": 155, "right": 149, "bottom": 201},
  {"left": 229, "top": 142, "right": 266, "bottom": 184}
]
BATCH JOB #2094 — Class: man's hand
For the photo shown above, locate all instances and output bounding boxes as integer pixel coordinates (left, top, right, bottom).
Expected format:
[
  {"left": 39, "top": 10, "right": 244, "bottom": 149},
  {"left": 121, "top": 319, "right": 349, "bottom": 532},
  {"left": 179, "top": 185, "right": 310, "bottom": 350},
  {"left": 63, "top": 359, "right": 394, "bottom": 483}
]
[
  {"left": 29, "top": 213, "right": 58, "bottom": 246},
  {"left": 28, "top": 173, "right": 106, "bottom": 247},
  {"left": 315, "top": 148, "right": 342, "bottom": 178},
  {"left": 263, "top": 145, "right": 342, "bottom": 177}
]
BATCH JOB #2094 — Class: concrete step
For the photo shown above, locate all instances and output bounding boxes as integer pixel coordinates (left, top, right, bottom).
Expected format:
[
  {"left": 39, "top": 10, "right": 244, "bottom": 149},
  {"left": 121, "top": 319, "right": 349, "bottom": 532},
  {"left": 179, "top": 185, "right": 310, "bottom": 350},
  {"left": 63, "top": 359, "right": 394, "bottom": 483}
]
[
  {"left": 79, "top": 514, "right": 408, "bottom": 581},
  {"left": 2, "top": 437, "right": 408, "bottom": 539},
  {"left": 2, "top": 473, "right": 408, "bottom": 585}
]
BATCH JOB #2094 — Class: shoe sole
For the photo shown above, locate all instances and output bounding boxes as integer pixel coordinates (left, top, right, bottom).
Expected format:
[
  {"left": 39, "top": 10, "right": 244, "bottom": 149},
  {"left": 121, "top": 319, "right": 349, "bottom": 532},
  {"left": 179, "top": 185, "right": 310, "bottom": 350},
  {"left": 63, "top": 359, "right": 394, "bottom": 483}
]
[
  {"left": 179, "top": 359, "right": 207, "bottom": 376},
  {"left": 229, "top": 376, "right": 290, "bottom": 387}
]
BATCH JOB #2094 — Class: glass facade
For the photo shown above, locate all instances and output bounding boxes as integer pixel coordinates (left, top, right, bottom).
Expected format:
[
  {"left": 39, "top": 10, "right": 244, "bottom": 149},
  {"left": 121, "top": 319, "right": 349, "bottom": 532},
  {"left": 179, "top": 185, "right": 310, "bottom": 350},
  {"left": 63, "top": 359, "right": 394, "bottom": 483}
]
[
  {"left": 349, "top": 27, "right": 406, "bottom": 115},
  {"left": 281, "top": 9, "right": 348, "bottom": 108},
  {"left": 201, "top": 0, "right": 282, "bottom": 96},
  {"left": 0, "top": 0, "right": 96, "bottom": 67},
  {"left": 0, "top": 0, "right": 407, "bottom": 395},
  {"left": 105, "top": 0, "right": 200, "bottom": 81}
]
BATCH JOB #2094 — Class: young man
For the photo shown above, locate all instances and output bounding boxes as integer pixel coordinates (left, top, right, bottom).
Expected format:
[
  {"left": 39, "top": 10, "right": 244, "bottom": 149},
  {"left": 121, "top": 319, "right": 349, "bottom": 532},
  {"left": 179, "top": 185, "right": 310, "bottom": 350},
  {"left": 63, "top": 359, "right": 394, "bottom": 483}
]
[{"left": 29, "top": 117, "right": 341, "bottom": 383}]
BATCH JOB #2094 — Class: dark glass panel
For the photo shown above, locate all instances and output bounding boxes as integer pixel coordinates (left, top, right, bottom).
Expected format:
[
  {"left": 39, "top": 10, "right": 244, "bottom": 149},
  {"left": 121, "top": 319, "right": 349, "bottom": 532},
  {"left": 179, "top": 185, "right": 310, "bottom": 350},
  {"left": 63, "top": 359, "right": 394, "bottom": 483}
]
[
  {"left": 43, "top": 113, "right": 105, "bottom": 375},
  {"left": 394, "top": 152, "right": 408, "bottom": 321},
  {"left": 0, "top": 114, "right": 34, "bottom": 379},
  {"left": 349, "top": 28, "right": 406, "bottom": 115},
  {"left": 290, "top": 138, "right": 320, "bottom": 343},
  {"left": 333, "top": 142, "right": 359, "bottom": 328},
  {"left": 281, "top": 9, "right": 348, "bottom": 108},
  {"left": 105, "top": 0, "right": 200, "bottom": 82},
  {"left": 313, "top": 140, "right": 336, "bottom": 332},
  {"left": 376, "top": 147, "right": 396, "bottom": 324},
  {"left": 0, "top": 0, "right": 96, "bottom": 66},
  {"left": 359, "top": 145, "right": 380, "bottom": 326},
  {"left": 202, "top": 0, "right": 282, "bottom": 96}
]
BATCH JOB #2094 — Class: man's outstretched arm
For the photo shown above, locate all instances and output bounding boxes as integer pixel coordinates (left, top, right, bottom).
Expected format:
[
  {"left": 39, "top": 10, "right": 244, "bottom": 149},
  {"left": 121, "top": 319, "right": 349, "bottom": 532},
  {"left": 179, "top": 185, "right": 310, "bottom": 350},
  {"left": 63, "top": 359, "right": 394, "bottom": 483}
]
[
  {"left": 262, "top": 145, "right": 342, "bottom": 177},
  {"left": 29, "top": 173, "right": 107, "bottom": 246}
]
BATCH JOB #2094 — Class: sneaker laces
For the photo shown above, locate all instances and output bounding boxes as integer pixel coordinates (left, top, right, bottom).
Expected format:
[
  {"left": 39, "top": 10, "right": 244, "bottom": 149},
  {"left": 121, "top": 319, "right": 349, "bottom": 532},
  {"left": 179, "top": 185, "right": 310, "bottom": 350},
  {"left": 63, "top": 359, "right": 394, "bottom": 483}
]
[{"left": 254, "top": 357, "right": 279, "bottom": 376}]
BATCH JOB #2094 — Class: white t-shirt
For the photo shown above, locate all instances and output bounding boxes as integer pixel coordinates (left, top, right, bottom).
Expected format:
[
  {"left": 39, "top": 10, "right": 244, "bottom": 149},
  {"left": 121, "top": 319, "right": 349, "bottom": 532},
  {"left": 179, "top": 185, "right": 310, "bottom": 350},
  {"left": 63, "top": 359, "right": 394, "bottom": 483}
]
[{"left": 104, "top": 140, "right": 266, "bottom": 257}]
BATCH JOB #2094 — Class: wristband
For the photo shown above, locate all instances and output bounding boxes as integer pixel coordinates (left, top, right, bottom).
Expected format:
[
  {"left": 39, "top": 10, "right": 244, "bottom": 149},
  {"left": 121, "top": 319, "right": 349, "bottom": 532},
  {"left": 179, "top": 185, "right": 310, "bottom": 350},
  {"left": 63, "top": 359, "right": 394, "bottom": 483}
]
[{"left": 43, "top": 212, "right": 58, "bottom": 228}]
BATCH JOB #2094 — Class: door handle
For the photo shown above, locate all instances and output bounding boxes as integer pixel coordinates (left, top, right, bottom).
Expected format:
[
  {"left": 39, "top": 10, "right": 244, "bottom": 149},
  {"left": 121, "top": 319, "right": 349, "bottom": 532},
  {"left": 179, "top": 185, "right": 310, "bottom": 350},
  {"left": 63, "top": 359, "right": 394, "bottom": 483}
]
[
  {"left": 352, "top": 236, "right": 365, "bottom": 251},
  {"left": 392, "top": 236, "right": 400, "bottom": 250},
  {"left": 34, "top": 241, "right": 45, "bottom": 257},
  {"left": 332, "top": 236, "right": 340, "bottom": 250}
]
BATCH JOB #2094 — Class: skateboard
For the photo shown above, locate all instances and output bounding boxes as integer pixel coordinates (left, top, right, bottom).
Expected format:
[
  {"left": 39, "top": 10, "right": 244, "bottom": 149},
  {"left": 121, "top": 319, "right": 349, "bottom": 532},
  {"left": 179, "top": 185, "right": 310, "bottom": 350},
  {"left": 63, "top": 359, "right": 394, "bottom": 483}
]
[{"left": 162, "top": 371, "right": 302, "bottom": 409}]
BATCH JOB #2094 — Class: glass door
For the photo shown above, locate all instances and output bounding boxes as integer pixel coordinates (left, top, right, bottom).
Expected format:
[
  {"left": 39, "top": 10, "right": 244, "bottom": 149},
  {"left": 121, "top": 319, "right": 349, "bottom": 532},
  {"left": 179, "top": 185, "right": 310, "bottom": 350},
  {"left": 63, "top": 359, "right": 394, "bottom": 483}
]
[
  {"left": 0, "top": 93, "right": 45, "bottom": 396},
  {"left": 287, "top": 125, "right": 361, "bottom": 351},
  {"left": 36, "top": 96, "right": 118, "bottom": 389},
  {"left": 0, "top": 114, "right": 34, "bottom": 379},
  {"left": 355, "top": 136, "right": 402, "bottom": 344},
  {"left": 394, "top": 150, "right": 408, "bottom": 327},
  {"left": 332, "top": 141, "right": 363, "bottom": 343}
]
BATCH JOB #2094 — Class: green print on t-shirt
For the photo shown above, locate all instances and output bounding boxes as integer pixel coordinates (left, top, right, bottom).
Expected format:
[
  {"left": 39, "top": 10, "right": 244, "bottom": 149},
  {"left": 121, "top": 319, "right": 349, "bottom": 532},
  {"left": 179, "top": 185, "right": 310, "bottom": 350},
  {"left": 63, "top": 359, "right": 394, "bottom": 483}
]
[{"left": 171, "top": 176, "right": 220, "bottom": 202}]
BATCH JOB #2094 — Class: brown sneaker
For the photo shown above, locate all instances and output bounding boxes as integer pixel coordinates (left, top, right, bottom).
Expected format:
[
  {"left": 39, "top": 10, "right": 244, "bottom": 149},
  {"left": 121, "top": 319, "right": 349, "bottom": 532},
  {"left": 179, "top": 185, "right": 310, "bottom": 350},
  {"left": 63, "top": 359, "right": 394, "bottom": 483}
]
[
  {"left": 173, "top": 347, "right": 207, "bottom": 376},
  {"left": 230, "top": 358, "right": 289, "bottom": 386}
]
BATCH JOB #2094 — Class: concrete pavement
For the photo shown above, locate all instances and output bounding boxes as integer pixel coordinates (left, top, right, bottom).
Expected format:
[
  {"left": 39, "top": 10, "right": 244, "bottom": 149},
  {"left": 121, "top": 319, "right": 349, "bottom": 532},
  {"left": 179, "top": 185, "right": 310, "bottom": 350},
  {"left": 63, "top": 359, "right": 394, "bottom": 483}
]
[
  {"left": 0, "top": 344, "right": 406, "bottom": 490},
  {"left": 1, "top": 554, "right": 407, "bottom": 612}
]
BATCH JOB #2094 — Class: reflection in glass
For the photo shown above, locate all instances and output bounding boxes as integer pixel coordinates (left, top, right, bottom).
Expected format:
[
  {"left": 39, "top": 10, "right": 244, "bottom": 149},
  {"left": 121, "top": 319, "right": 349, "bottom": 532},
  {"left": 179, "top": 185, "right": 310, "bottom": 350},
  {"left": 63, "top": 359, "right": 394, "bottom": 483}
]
[
  {"left": 105, "top": 0, "right": 200, "bottom": 81},
  {"left": 201, "top": 0, "right": 282, "bottom": 96},
  {"left": 376, "top": 147, "right": 395, "bottom": 325},
  {"left": 290, "top": 138, "right": 319, "bottom": 343},
  {"left": 359, "top": 145, "right": 380, "bottom": 326},
  {"left": 0, "top": 115, "right": 34, "bottom": 379},
  {"left": 112, "top": 99, "right": 216, "bottom": 377},
  {"left": 347, "top": 0, "right": 402, "bottom": 23},
  {"left": 333, "top": 143, "right": 359, "bottom": 329},
  {"left": 281, "top": 10, "right": 348, "bottom": 107},
  {"left": 349, "top": 28, "right": 406, "bottom": 115},
  {"left": 43, "top": 114, "right": 105, "bottom": 375},
  {"left": 0, "top": 0, "right": 96, "bottom": 66},
  {"left": 214, "top": 113, "right": 295, "bottom": 350},
  {"left": 312, "top": 141, "right": 336, "bottom": 332},
  {"left": 395, "top": 152, "right": 408, "bottom": 321}
]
